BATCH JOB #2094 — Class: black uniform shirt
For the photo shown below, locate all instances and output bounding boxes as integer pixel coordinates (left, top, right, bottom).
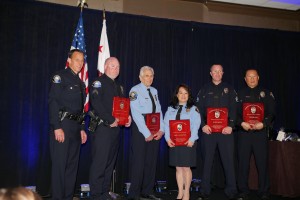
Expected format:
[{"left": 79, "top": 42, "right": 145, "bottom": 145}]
[
  {"left": 196, "top": 81, "right": 237, "bottom": 129},
  {"left": 236, "top": 86, "right": 276, "bottom": 128},
  {"left": 90, "top": 73, "right": 125, "bottom": 124},
  {"left": 48, "top": 67, "right": 86, "bottom": 130}
]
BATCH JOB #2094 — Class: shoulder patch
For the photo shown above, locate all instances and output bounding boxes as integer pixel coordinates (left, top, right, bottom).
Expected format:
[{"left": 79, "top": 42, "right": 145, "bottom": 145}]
[
  {"left": 52, "top": 75, "right": 61, "bottom": 83},
  {"left": 195, "top": 107, "right": 200, "bottom": 113},
  {"left": 129, "top": 91, "right": 137, "bottom": 101},
  {"left": 92, "top": 81, "right": 101, "bottom": 88}
]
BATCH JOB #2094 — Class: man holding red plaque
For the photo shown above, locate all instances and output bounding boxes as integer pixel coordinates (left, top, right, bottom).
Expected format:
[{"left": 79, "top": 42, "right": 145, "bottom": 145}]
[
  {"left": 89, "top": 57, "right": 132, "bottom": 200},
  {"left": 195, "top": 64, "right": 238, "bottom": 200},
  {"left": 236, "top": 69, "right": 275, "bottom": 200},
  {"left": 128, "top": 66, "right": 164, "bottom": 200},
  {"left": 164, "top": 84, "right": 201, "bottom": 200}
]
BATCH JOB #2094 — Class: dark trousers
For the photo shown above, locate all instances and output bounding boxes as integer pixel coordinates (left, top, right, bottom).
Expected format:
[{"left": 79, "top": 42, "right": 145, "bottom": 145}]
[
  {"left": 50, "top": 119, "right": 81, "bottom": 200},
  {"left": 237, "top": 131, "right": 269, "bottom": 196},
  {"left": 128, "top": 122, "right": 160, "bottom": 198},
  {"left": 89, "top": 125, "right": 120, "bottom": 200},
  {"left": 200, "top": 133, "right": 237, "bottom": 197}
]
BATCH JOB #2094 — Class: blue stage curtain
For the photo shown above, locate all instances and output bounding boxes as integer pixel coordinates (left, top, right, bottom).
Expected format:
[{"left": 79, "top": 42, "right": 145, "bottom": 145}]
[{"left": 1, "top": 0, "right": 300, "bottom": 196}]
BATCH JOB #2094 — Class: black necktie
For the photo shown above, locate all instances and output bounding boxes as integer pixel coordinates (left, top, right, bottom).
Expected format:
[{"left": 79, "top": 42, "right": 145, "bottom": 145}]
[
  {"left": 176, "top": 105, "right": 183, "bottom": 120},
  {"left": 147, "top": 88, "right": 156, "bottom": 113}
]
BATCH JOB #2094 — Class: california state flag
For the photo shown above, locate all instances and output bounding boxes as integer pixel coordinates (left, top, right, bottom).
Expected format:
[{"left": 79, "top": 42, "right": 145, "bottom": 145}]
[{"left": 97, "top": 19, "right": 110, "bottom": 76}]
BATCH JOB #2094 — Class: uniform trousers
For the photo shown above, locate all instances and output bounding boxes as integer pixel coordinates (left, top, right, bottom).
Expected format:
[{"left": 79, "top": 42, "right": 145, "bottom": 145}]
[
  {"left": 200, "top": 132, "right": 237, "bottom": 197},
  {"left": 128, "top": 122, "right": 160, "bottom": 198},
  {"left": 237, "top": 130, "right": 269, "bottom": 196},
  {"left": 89, "top": 125, "right": 120, "bottom": 200},
  {"left": 50, "top": 119, "right": 81, "bottom": 200}
]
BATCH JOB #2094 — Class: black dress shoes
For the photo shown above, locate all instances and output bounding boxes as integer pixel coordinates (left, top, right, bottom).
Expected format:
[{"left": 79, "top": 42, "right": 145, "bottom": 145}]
[
  {"left": 260, "top": 194, "right": 270, "bottom": 200},
  {"left": 127, "top": 197, "right": 140, "bottom": 200},
  {"left": 237, "top": 193, "right": 250, "bottom": 200},
  {"left": 140, "top": 194, "right": 162, "bottom": 200},
  {"left": 197, "top": 194, "right": 209, "bottom": 200}
]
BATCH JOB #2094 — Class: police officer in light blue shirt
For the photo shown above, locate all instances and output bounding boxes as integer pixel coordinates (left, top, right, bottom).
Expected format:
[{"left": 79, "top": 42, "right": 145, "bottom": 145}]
[
  {"left": 164, "top": 105, "right": 200, "bottom": 144},
  {"left": 128, "top": 66, "right": 164, "bottom": 200},
  {"left": 164, "top": 84, "right": 201, "bottom": 200}
]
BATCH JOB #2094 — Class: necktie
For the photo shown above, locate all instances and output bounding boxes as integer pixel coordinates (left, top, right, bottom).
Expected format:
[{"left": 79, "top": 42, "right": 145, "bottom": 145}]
[
  {"left": 147, "top": 88, "right": 156, "bottom": 113},
  {"left": 176, "top": 105, "right": 183, "bottom": 120}
]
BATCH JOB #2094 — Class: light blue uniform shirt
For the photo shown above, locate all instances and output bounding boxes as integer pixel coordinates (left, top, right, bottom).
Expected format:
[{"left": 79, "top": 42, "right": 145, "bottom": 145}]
[
  {"left": 129, "top": 83, "right": 164, "bottom": 138},
  {"left": 164, "top": 104, "right": 201, "bottom": 142}
]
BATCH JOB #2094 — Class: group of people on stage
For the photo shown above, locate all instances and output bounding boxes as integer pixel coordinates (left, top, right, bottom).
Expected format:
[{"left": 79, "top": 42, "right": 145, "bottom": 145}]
[{"left": 48, "top": 49, "right": 276, "bottom": 200}]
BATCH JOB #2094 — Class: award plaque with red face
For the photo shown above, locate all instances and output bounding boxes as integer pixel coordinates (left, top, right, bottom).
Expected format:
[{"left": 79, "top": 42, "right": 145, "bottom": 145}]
[
  {"left": 243, "top": 103, "right": 264, "bottom": 126},
  {"left": 145, "top": 113, "right": 160, "bottom": 134},
  {"left": 112, "top": 97, "right": 130, "bottom": 125},
  {"left": 169, "top": 119, "right": 191, "bottom": 146},
  {"left": 207, "top": 107, "right": 228, "bottom": 133}
]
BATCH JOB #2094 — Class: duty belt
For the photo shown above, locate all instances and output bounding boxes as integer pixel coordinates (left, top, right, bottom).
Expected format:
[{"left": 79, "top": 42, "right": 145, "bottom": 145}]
[{"left": 59, "top": 111, "right": 85, "bottom": 123}]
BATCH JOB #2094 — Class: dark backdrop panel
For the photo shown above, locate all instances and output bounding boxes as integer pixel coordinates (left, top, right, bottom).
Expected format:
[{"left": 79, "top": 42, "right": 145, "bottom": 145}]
[{"left": 1, "top": 0, "right": 300, "bottom": 195}]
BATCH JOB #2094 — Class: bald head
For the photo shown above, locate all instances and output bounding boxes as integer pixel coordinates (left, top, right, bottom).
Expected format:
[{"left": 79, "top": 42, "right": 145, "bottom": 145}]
[{"left": 104, "top": 57, "right": 120, "bottom": 80}]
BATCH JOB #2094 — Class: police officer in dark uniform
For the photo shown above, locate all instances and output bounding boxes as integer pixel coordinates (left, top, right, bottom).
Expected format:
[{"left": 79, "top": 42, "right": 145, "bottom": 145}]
[
  {"left": 49, "top": 49, "right": 87, "bottom": 200},
  {"left": 89, "top": 57, "right": 132, "bottom": 200},
  {"left": 128, "top": 66, "right": 164, "bottom": 200},
  {"left": 236, "top": 69, "right": 275, "bottom": 200},
  {"left": 196, "top": 64, "right": 238, "bottom": 200}
]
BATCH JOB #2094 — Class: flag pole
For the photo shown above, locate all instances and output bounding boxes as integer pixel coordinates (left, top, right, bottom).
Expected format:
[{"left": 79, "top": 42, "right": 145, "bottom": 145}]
[
  {"left": 103, "top": 4, "right": 106, "bottom": 20},
  {"left": 72, "top": 0, "right": 89, "bottom": 112},
  {"left": 97, "top": 4, "right": 110, "bottom": 76}
]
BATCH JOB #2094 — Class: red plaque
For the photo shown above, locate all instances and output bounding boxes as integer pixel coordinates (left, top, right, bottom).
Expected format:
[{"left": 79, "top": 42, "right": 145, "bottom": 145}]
[
  {"left": 112, "top": 97, "right": 130, "bottom": 126},
  {"left": 243, "top": 103, "right": 264, "bottom": 127},
  {"left": 169, "top": 120, "right": 191, "bottom": 146},
  {"left": 207, "top": 107, "right": 228, "bottom": 133},
  {"left": 145, "top": 113, "right": 160, "bottom": 134}
]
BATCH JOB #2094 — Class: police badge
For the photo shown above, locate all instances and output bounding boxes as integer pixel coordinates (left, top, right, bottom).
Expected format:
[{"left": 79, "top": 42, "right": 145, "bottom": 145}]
[{"left": 224, "top": 88, "right": 228, "bottom": 94}]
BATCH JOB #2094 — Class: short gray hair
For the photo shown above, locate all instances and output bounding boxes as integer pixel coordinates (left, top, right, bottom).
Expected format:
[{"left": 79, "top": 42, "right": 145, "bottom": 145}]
[{"left": 139, "top": 66, "right": 154, "bottom": 77}]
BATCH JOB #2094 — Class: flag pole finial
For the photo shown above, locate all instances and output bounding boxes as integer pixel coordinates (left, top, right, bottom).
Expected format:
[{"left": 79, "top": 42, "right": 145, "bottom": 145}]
[
  {"left": 77, "top": 0, "right": 88, "bottom": 12},
  {"left": 103, "top": 3, "right": 106, "bottom": 20}
]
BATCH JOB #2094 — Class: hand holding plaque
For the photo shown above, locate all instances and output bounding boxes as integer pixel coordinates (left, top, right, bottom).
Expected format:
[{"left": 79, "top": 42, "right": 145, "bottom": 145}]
[
  {"left": 207, "top": 108, "right": 228, "bottom": 133},
  {"left": 112, "top": 97, "right": 130, "bottom": 126},
  {"left": 169, "top": 119, "right": 191, "bottom": 146},
  {"left": 145, "top": 113, "right": 160, "bottom": 134},
  {"left": 243, "top": 103, "right": 264, "bottom": 127}
]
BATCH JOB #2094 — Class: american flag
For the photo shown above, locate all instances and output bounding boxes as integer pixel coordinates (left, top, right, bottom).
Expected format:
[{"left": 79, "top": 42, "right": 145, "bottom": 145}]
[
  {"left": 67, "top": 12, "right": 89, "bottom": 112},
  {"left": 97, "top": 18, "right": 110, "bottom": 76}
]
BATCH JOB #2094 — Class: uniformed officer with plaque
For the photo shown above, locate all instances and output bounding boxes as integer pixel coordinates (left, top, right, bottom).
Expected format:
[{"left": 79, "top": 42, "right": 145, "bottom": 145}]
[
  {"left": 195, "top": 64, "right": 238, "bottom": 200},
  {"left": 164, "top": 84, "right": 201, "bottom": 200},
  {"left": 48, "top": 49, "right": 87, "bottom": 200},
  {"left": 236, "top": 69, "right": 275, "bottom": 200},
  {"left": 89, "top": 57, "right": 131, "bottom": 200},
  {"left": 128, "top": 66, "right": 164, "bottom": 200}
]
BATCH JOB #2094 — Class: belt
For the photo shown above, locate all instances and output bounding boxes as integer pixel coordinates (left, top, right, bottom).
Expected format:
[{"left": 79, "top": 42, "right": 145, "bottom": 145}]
[
  {"left": 59, "top": 111, "right": 85, "bottom": 123},
  {"left": 66, "top": 113, "right": 82, "bottom": 121}
]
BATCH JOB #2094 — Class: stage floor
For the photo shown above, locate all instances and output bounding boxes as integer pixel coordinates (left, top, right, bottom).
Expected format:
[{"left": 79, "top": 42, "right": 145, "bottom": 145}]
[{"left": 42, "top": 189, "right": 297, "bottom": 200}]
